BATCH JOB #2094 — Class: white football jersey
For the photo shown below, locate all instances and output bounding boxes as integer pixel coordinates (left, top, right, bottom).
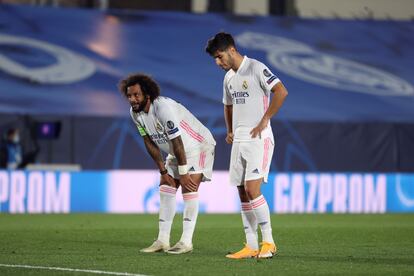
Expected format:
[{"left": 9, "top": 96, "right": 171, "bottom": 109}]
[
  {"left": 130, "top": 96, "right": 216, "bottom": 156},
  {"left": 223, "top": 56, "right": 280, "bottom": 142}
]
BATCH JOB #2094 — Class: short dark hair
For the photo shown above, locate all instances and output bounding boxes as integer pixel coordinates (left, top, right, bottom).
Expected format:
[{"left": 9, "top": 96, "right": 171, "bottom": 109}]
[
  {"left": 205, "top": 32, "right": 236, "bottom": 56},
  {"left": 118, "top": 73, "right": 160, "bottom": 102}
]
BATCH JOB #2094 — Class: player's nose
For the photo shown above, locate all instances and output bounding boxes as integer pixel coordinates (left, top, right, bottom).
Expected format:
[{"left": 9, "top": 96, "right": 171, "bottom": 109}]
[{"left": 129, "top": 97, "right": 137, "bottom": 104}]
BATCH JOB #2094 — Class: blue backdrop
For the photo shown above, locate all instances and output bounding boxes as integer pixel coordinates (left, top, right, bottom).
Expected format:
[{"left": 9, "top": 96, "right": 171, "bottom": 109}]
[
  {"left": 0, "top": 4, "right": 413, "bottom": 121},
  {"left": 0, "top": 5, "right": 413, "bottom": 172}
]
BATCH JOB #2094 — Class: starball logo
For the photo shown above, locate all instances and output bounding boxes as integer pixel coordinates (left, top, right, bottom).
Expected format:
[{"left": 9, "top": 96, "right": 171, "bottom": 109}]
[
  {"left": 236, "top": 32, "right": 414, "bottom": 96},
  {"left": 0, "top": 33, "right": 95, "bottom": 84}
]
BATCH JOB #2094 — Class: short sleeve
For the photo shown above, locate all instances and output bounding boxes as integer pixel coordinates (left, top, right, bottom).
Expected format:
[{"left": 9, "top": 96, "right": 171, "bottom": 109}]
[
  {"left": 222, "top": 76, "right": 232, "bottom": 105},
  {"left": 257, "top": 63, "right": 280, "bottom": 92},
  {"left": 155, "top": 99, "right": 182, "bottom": 140}
]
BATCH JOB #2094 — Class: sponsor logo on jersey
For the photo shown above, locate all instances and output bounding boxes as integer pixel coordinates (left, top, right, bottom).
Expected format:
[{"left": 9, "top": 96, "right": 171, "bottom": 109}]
[
  {"left": 150, "top": 133, "right": 167, "bottom": 142},
  {"left": 231, "top": 91, "right": 250, "bottom": 98},
  {"left": 167, "top": 120, "right": 175, "bottom": 129},
  {"left": 252, "top": 168, "right": 260, "bottom": 174},
  {"left": 231, "top": 91, "right": 250, "bottom": 104},
  {"left": 242, "top": 80, "right": 248, "bottom": 90}
]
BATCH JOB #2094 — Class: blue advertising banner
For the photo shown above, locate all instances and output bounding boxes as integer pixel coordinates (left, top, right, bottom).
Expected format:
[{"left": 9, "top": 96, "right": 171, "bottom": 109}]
[{"left": 0, "top": 170, "right": 413, "bottom": 214}]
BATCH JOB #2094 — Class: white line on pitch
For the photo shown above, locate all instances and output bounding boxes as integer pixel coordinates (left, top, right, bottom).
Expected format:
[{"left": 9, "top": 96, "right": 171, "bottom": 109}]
[{"left": 0, "top": 264, "right": 149, "bottom": 276}]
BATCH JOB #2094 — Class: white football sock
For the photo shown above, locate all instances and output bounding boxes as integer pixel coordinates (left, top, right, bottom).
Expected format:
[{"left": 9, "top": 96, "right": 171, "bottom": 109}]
[
  {"left": 251, "top": 195, "right": 274, "bottom": 244},
  {"left": 241, "top": 202, "right": 259, "bottom": 250},
  {"left": 157, "top": 185, "right": 177, "bottom": 244},
  {"left": 180, "top": 192, "right": 199, "bottom": 245}
]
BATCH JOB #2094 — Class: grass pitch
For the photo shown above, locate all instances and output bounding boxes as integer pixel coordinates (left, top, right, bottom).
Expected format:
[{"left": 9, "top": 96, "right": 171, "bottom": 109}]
[{"left": 0, "top": 214, "right": 413, "bottom": 275}]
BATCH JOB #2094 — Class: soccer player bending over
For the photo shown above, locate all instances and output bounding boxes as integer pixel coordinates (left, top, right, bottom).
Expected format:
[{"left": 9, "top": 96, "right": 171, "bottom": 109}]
[
  {"left": 119, "top": 74, "right": 216, "bottom": 254},
  {"left": 206, "top": 32, "right": 288, "bottom": 259}
]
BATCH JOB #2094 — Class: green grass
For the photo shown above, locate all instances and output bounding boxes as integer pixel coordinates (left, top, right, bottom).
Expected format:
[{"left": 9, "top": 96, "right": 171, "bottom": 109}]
[{"left": 0, "top": 214, "right": 414, "bottom": 275}]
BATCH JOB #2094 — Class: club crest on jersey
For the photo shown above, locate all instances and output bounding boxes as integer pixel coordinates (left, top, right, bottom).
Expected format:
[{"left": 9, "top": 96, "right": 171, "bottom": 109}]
[
  {"left": 263, "top": 69, "right": 271, "bottom": 77},
  {"left": 156, "top": 121, "right": 163, "bottom": 133},
  {"left": 167, "top": 120, "right": 175, "bottom": 129},
  {"left": 242, "top": 80, "right": 248, "bottom": 90}
]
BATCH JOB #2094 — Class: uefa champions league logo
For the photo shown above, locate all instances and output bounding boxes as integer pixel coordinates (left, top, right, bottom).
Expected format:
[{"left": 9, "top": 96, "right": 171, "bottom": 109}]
[
  {"left": 396, "top": 174, "right": 414, "bottom": 208},
  {"left": 143, "top": 183, "right": 161, "bottom": 213},
  {"left": 236, "top": 32, "right": 414, "bottom": 96},
  {"left": 0, "top": 33, "right": 96, "bottom": 84}
]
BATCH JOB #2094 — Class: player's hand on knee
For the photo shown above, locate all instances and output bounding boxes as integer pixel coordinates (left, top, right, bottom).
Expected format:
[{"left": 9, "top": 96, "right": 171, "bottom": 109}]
[
  {"left": 179, "top": 174, "right": 198, "bottom": 192},
  {"left": 225, "top": 133, "right": 234, "bottom": 144},
  {"left": 160, "top": 173, "right": 176, "bottom": 187}
]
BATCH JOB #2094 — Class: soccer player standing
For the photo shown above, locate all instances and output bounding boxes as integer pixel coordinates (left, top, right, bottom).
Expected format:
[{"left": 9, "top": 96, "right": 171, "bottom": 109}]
[
  {"left": 205, "top": 32, "right": 288, "bottom": 259},
  {"left": 119, "top": 73, "right": 216, "bottom": 254}
]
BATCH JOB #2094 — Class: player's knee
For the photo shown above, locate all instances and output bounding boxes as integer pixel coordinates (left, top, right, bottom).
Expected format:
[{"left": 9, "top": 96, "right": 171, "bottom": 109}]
[{"left": 244, "top": 186, "right": 260, "bottom": 200}]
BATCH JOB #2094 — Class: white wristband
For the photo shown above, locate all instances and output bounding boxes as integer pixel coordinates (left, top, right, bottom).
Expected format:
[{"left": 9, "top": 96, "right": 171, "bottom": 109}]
[{"left": 178, "top": 165, "right": 188, "bottom": 175}]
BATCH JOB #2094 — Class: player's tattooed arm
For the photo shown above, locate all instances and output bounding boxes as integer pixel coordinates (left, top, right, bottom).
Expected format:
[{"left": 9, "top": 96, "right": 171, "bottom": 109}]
[
  {"left": 143, "top": 135, "right": 165, "bottom": 171},
  {"left": 170, "top": 136, "right": 198, "bottom": 191},
  {"left": 170, "top": 136, "right": 186, "bottom": 165}
]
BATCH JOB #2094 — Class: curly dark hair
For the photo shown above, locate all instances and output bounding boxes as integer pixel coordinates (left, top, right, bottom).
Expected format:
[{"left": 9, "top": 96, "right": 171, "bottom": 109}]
[
  {"left": 118, "top": 73, "right": 160, "bottom": 102},
  {"left": 205, "top": 32, "right": 236, "bottom": 56}
]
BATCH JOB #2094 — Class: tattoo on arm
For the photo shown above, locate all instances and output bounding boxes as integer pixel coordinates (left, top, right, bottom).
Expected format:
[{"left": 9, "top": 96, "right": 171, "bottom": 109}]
[
  {"left": 143, "top": 135, "right": 165, "bottom": 170},
  {"left": 170, "top": 136, "right": 186, "bottom": 166}
]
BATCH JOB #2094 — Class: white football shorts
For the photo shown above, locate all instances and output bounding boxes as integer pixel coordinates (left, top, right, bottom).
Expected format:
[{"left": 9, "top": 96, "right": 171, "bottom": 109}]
[
  {"left": 166, "top": 144, "right": 215, "bottom": 182},
  {"left": 229, "top": 137, "right": 274, "bottom": 186}
]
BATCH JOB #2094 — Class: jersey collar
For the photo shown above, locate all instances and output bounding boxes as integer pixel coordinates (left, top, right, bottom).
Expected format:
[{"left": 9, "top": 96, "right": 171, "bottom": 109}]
[
  {"left": 146, "top": 102, "right": 153, "bottom": 114},
  {"left": 235, "top": 55, "right": 248, "bottom": 73}
]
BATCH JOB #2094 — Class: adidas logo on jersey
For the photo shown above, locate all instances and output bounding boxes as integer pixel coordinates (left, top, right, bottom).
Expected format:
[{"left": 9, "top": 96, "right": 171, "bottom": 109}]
[
  {"left": 189, "top": 166, "right": 195, "bottom": 172},
  {"left": 252, "top": 168, "right": 259, "bottom": 174}
]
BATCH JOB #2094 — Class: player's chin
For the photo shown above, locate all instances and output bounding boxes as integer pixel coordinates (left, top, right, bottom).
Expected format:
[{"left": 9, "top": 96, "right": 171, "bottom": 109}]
[{"left": 131, "top": 105, "right": 140, "bottom": 112}]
